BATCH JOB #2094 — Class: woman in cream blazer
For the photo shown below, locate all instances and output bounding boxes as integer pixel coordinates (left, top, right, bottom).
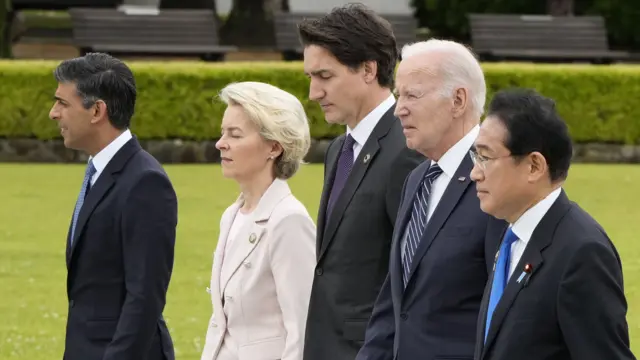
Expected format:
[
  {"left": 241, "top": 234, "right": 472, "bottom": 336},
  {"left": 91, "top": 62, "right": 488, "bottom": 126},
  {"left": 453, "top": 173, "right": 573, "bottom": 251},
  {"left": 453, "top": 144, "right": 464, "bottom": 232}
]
[{"left": 201, "top": 81, "right": 316, "bottom": 360}]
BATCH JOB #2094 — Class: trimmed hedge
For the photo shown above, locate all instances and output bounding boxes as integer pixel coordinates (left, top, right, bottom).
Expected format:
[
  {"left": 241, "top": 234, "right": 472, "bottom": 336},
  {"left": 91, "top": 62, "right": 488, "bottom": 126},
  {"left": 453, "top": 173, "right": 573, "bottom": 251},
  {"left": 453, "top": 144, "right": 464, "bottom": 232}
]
[{"left": 1, "top": 60, "right": 640, "bottom": 144}]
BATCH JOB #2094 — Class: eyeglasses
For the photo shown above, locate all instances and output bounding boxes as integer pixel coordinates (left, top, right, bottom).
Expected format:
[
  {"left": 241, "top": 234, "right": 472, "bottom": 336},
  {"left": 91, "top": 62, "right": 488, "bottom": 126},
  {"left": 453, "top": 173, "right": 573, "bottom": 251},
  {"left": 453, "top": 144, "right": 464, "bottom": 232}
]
[{"left": 469, "top": 150, "right": 513, "bottom": 170}]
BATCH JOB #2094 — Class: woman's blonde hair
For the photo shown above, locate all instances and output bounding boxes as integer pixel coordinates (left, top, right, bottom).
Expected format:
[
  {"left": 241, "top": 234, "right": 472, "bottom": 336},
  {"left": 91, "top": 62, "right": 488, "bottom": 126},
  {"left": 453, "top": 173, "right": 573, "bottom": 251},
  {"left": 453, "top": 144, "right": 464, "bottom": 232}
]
[{"left": 218, "top": 81, "right": 311, "bottom": 179}]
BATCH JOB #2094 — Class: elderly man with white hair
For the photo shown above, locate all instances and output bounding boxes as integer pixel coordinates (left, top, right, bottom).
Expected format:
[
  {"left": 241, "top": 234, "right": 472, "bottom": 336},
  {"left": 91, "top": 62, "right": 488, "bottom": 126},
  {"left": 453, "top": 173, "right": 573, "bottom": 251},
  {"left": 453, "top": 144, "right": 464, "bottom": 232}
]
[
  {"left": 356, "top": 39, "right": 508, "bottom": 360},
  {"left": 201, "top": 81, "right": 316, "bottom": 360}
]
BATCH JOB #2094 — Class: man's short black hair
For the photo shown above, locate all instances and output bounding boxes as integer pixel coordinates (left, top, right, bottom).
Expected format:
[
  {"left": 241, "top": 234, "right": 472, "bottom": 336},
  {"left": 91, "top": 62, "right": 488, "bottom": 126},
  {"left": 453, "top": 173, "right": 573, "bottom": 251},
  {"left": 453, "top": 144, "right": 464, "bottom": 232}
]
[
  {"left": 54, "top": 52, "right": 136, "bottom": 130},
  {"left": 297, "top": 3, "right": 398, "bottom": 88},
  {"left": 487, "top": 88, "right": 573, "bottom": 182}
]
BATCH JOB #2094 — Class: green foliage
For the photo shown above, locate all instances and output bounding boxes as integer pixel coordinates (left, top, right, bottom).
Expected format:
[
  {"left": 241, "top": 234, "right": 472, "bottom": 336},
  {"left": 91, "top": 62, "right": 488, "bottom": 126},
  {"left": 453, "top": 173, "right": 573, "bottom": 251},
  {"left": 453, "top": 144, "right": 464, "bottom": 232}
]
[
  {"left": 1, "top": 60, "right": 639, "bottom": 144},
  {"left": 410, "top": 0, "right": 640, "bottom": 50}
]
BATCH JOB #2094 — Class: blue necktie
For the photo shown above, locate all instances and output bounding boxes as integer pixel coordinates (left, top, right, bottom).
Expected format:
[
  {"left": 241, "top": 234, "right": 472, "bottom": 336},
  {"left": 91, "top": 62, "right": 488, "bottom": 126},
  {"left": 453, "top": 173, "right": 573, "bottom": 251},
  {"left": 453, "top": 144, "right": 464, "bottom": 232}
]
[
  {"left": 70, "top": 160, "right": 97, "bottom": 245},
  {"left": 326, "top": 134, "right": 356, "bottom": 217},
  {"left": 484, "top": 227, "right": 519, "bottom": 342},
  {"left": 401, "top": 163, "right": 443, "bottom": 287}
]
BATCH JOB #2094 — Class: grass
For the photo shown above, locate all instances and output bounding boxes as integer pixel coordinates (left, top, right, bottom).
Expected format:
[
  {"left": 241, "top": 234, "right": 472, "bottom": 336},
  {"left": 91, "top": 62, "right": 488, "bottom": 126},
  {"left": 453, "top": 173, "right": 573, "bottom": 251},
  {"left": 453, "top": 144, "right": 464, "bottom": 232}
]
[{"left": 0, "top": 163, "right": 638, "bottom": 359}]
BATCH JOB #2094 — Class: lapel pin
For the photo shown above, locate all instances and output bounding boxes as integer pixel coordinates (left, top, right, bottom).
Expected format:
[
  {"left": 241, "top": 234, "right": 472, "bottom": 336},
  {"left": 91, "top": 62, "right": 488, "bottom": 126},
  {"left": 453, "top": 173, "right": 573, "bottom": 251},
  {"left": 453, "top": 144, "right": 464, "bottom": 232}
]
[
  {"left": 363, "top": 154, "right": 371, "bottom": 164},
  {"left": 248, "top": 233, "right": 256, "bottom": 244},
  {"left": 519, "top": 263, "right": 534, "bottom": 286},
  {"left": 458, "top": 176, "right": 466, "bottom": 181}
]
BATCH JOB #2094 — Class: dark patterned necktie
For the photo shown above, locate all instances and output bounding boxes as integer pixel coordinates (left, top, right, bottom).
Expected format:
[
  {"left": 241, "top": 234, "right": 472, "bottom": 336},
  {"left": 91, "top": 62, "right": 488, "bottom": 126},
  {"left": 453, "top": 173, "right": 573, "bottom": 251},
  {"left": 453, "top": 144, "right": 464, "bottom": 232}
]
[
  {"left": 401, "top": 163, "right": 443, "bottom": 286},
  {"left": 326, "top": 134, "right": 356, "bottom": 218},
  {"left": 70, "top": 160, "right": 96, "bottom": 245}
]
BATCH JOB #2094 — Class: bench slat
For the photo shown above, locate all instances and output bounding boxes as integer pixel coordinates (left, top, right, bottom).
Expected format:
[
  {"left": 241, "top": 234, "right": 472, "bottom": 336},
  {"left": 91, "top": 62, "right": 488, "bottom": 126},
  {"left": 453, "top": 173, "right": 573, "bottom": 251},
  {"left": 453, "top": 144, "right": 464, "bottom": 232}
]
[
  {"left": 68, "top": 8, "right": 235, "bottom": 60},
  {"left": 273, "top": 12, "right": 417, "bottom": 60},
  {"left": 467, "top": 13, "right": 628, "bottom": 63}
]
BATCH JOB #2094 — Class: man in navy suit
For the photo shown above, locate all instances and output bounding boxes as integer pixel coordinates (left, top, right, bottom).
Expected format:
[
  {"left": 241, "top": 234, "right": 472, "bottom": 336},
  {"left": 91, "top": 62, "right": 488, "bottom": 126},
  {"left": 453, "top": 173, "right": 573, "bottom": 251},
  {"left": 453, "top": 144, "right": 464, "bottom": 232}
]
[
  {"left": 470, "top": 88, "right": 635, "bottom": 360},
  {"left": 356, "top": 39, "right": 507, "bottom": 360},
  {"left": 49, "top": 53, "right": 177, "bottom": 360}
]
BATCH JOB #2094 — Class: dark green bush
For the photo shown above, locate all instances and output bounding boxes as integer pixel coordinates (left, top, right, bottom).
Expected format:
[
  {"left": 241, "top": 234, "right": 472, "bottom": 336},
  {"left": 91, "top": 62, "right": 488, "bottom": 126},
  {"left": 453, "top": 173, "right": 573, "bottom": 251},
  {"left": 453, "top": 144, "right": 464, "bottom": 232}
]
[{"left": 0, "top": 60, "right": 639, "bottom": 144}]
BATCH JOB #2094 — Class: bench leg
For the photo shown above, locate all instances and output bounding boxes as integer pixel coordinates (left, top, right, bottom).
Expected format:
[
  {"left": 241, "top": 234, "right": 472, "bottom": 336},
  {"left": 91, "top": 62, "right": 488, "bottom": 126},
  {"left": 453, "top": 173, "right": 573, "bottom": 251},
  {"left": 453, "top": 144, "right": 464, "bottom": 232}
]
[
  {"left": 201, "top": 53, "right": 225, "bottom": 62},
  {"left": 282, "top": 50, "right": 303, "bottom": 61}
]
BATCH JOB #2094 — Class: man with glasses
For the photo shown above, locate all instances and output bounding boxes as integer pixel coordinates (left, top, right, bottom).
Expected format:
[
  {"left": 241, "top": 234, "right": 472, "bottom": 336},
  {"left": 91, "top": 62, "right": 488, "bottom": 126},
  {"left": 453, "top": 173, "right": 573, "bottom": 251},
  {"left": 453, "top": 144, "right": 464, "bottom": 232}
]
[
  {"left": 470, "top": 88, "right": 634, "bottom": 360},
  {"left": 357, "top": 39, "right": 507, "bottom": 360}
]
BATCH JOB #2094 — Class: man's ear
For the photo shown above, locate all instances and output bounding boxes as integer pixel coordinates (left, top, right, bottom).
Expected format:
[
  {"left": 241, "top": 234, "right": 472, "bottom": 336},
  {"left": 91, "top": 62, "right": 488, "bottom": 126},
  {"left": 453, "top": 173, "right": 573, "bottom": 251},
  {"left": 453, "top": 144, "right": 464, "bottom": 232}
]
[
  {"left": 90, "top": 100, "right": 108, "bottom": 124},
  {"left": 527, "top": 151, "right": 549, "bottom": 183},
  {"left": 452, "top": 87, "right": 468, "bottom": 118},
  {"left": 363, "top": 60, "right": 378, "bottom": 84}
]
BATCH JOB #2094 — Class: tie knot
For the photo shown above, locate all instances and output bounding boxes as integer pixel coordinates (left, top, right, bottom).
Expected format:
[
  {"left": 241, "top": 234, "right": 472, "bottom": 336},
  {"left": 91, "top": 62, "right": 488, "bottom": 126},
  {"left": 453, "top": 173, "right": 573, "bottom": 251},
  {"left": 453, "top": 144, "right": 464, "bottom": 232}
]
[
  {"left": 503, "top": 227, "right": 519, "bottom": 247},
  {"left": 85, "top": 160, "right": 97, "bottom": 177},
  {"left": 342, "top": 134, "right": 356, "bottom": 152},
  {"left": 425, "top": 162, "right": 443, "bottom": 180}
]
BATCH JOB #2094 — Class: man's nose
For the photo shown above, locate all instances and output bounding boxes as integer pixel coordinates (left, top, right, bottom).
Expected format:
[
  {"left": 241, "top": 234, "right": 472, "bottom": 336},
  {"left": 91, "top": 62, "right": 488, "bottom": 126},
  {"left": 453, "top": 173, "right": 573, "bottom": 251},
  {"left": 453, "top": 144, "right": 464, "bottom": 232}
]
[{"left": 308, "top": 80, "right": 324, "bottom": 101}]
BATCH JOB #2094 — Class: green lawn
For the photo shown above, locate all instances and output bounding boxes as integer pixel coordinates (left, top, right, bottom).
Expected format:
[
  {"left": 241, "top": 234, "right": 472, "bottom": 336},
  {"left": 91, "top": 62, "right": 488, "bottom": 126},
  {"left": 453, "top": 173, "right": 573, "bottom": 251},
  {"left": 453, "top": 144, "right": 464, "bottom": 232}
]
[{"left": 0, "top": 163, "right": 638, "bottom": 359}]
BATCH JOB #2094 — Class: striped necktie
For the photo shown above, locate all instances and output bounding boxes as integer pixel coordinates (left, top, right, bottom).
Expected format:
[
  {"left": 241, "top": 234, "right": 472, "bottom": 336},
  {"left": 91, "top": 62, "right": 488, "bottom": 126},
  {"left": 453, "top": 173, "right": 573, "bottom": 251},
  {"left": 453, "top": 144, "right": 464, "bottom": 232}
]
[
  {"left": 70, "top": 160, "right": 97, "bottom": 245},
  {"left": 401, "top": 162, "right": 443, "bottom": 287}
]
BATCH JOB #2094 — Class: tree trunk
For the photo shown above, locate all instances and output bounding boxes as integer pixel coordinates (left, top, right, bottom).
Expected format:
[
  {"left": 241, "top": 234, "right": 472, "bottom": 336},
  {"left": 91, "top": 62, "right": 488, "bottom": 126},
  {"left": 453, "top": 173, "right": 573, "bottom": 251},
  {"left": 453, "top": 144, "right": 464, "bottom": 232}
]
[
  {"left": 546, "top": 0, "right": 574, "bottom": 16},
  {"left": 220, "top": 0, "right": 275, "bottom": 47},
  {"left": 0, "top": 0, "right": 12, "bottom": 59}
]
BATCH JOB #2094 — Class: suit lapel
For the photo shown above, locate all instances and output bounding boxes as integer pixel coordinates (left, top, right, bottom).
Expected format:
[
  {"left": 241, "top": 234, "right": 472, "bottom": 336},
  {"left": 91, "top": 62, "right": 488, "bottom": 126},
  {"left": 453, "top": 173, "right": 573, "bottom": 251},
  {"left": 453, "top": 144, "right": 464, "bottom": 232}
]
[
  {"left": 481, "top": 190, "right": 572, "bottom": 358},
  {"left": 405, "top": 155, "right": 474, "bottom": 285},
  {"left": 317, "top": 107, "right": 396, "bottom": 261},
  {"left": 66, "top": 138, "right": 140, "bottom": 267},
  {"left": 315, "top": 137, "right": 343, "bottom": 258},
  {"left": 218, "top": 179, "right": 292, "bottom": 295},
  {"left": 219, "top": 219, "right": 266, "bottom": 295}
]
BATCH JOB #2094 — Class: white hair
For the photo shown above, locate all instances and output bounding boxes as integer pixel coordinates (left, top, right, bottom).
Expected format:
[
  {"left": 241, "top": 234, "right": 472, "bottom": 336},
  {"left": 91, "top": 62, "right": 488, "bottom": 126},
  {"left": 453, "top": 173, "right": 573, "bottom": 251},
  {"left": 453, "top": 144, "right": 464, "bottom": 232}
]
[
  {"left": 401, "top": 39, "right": 487, "bottom": 118},
  {"left": 218, "top": 81, "right": 311, "bottom": 180}
]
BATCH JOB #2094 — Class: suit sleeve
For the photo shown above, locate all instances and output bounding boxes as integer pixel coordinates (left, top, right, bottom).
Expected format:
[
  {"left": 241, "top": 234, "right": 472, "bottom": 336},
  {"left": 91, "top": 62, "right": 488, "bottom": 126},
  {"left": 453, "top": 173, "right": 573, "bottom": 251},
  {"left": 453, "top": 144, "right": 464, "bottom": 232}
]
[
  {"left": 558, "top": 240, "right": 635, "bottom": 360},
  {"left": 269, "top": 212, "right": 317, "bottom": 360},
  {"left": 356, "top": 171, "right": 414, "bottom": 360},
  {"left": 385, "top": 147, "right": 423, "bottom": 222},
  {"left": 356, "top": 273, "right": 396, "bottom": 360},
  {"left": 103, "top": 170, "right": 178, "bottom": 360}
]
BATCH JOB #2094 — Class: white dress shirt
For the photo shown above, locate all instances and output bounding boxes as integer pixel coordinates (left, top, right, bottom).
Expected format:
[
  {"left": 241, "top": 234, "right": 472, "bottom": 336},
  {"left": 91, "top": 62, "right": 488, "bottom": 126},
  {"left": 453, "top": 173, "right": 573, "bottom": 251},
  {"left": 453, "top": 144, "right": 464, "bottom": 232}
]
[
  {"left": 89, "top": 129, "right": 133, "bottom": 186},
  {"left": 507, "top": 187, "right": 562, "bottom": 278},
  {"left": 346, "top": 94, "right": 396, "bottom": 161}
]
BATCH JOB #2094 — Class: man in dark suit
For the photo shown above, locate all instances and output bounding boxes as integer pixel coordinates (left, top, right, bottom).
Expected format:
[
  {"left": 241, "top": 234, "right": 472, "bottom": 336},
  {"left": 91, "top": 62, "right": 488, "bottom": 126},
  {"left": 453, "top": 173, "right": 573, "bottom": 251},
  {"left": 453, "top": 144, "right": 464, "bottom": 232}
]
[
  {"left": 356, "top": 39, "right": 508, "bottom": 360},
  {"left": 470, "top": 88, "right": 635, "bottom": 360},
  {"left": 49, "top": 53, "right": 177, "bottom": 360},
  {"left": 298, "top": 4, "right": 424, "bottom": 360}
]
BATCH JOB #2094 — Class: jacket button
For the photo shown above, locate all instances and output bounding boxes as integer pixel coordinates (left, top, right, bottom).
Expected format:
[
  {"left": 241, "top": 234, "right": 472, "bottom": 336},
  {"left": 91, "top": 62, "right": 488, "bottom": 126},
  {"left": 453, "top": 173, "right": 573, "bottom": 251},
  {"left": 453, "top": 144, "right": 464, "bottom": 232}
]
[
  {"left": 315, "top": 268, "right": 323, "bottom": 276},
  {"left": 400, "top": 313, "right": 408, "bottom": 320}
]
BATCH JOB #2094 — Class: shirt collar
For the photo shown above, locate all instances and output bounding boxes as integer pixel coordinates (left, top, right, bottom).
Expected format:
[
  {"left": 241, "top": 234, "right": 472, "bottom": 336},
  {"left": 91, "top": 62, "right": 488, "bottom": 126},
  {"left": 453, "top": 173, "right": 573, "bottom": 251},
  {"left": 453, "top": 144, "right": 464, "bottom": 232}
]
[
  {"left": 347, "top": 94, "right": 396, "bottom": 147},
  {"left": 511, "top": 187, "right": 562, "bottom": 245},
  {"left": 90, "top": 129, "right": 133, "bottom": 173},
  {"left": 432, "top": 124, "right": 480, "bottom": 178}
]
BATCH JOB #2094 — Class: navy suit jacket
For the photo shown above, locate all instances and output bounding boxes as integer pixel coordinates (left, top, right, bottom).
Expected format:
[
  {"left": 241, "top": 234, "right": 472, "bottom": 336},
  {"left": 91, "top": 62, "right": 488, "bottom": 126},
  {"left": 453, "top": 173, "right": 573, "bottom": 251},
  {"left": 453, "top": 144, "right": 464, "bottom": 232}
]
[
  {"left": 475, "top": 190, "right": 635, "bottom": 360},
  {"left": 357, "top": 154, "right": 507, "bottom": 360},
  {"left": 64, "top": 137, "right": 177, "bottom": 360}
]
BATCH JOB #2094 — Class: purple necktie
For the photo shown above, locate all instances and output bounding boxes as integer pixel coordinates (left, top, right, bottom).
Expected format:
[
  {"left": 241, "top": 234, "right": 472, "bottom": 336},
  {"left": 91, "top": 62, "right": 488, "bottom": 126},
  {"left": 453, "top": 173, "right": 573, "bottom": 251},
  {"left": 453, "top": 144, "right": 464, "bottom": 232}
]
[{"left": 326, "top": 134, "right": 356, "bottom": 218}]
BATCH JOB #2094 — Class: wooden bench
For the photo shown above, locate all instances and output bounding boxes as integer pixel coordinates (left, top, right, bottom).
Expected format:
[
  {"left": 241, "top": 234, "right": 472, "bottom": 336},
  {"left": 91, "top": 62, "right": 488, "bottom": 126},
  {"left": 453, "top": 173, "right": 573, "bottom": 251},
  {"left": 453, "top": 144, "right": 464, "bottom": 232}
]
[
  {"left": 274, "top": 12, "right": 417, "bottom": 61},
  {"left": 11, "top": 0, "right": 119, "bottom": 10},
  {"left": 68, "top": 7, "right": 236, "bottom": 61},
  {"left": 467, "top": 14, "right": 629, "bottom": 64}
]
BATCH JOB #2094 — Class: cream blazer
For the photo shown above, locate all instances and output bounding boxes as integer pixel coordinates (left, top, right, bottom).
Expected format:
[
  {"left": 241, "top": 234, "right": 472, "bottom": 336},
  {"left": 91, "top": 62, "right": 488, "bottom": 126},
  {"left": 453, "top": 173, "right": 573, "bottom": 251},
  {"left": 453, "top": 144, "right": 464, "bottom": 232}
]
[{"left": 201, "top": 179, "right": 316, "bottom": 360}]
